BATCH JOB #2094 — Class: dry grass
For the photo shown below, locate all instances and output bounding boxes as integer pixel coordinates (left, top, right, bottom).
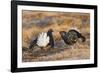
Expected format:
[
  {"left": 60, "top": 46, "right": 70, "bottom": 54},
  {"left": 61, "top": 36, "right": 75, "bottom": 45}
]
[{"left": 22, "top": 10, "right": 90, "bottom": 62}]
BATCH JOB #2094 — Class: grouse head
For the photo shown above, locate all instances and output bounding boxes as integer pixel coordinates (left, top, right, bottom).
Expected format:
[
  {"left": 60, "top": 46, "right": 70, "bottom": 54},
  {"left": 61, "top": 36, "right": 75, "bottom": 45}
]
[
  {"left": 48, "top": 29, "right": 53, "bottom": 33},
  {"left": 59, "top": 31, "right": 66, "bottom": 36}
]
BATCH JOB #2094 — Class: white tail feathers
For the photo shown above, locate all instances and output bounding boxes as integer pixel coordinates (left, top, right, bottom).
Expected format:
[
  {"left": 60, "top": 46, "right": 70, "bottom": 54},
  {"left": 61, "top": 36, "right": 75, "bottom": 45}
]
[
  {"left": 37, "top": 32, "right": 50, "bottom": 47},
  {"left": 70, "top": 27, "right": 80, "bottom": 32}
]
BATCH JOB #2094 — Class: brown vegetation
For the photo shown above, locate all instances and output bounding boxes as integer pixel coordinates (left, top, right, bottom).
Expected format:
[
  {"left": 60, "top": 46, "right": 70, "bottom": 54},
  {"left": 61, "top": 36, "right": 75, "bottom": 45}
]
[{"left": 22, "top": 10, "right": 90, "bottom": 62}]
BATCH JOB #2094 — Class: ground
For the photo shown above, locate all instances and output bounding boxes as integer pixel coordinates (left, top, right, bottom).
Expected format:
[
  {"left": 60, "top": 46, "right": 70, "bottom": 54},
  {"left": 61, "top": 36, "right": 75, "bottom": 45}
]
[{"left": 22, "top": 10, "right": 90, "bottom": 62}]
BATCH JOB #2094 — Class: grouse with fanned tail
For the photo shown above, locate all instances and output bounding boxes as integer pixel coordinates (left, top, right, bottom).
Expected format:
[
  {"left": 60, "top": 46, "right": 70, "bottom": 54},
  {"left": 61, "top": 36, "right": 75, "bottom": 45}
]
[
  {"left": 29, "top": 29, "right": 54, "bottom": 50},
  {"left": 59, "top": 29, "right": 86, "bottom": 45}
]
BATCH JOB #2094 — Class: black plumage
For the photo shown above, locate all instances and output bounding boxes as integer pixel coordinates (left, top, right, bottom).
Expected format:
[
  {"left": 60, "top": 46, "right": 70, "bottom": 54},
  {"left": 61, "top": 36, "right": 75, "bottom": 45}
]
[
  {"left": 47, "top": 29, "right": 54, "bottom": 48},
  {"left": 59, "top": 29, "right": 86, "bottom": 45},
  {"left": 29, "top": 38, "right": 37, "bottom": 49},
  {"left": 29, "top": 29, "right": 54, "bottom": 50}
]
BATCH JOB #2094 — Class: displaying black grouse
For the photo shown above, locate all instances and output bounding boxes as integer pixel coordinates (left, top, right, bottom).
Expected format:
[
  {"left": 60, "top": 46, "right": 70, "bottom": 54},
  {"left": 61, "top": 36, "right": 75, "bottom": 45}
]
[
  {"left": 59, "top": 29, "right": 86, "bottom": 45},
  {"left": 29, "top": 29, "right": 54, "bottom": 50}
]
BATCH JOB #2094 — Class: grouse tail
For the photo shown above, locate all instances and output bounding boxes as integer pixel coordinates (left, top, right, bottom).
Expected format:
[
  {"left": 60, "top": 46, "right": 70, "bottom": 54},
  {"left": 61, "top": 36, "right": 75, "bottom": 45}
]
[{"left": 29, "top": 39, "right": 37, "bottom": 49}]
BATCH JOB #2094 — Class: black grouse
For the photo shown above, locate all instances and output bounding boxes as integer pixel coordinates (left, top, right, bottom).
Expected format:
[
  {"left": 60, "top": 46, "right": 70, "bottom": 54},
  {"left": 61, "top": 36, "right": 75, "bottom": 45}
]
[
  {"left": 59, "top": 29, "right": 86, "bottom": 45},
  {"left": 29, "top": 29, "right": 54, "bottom": 50}
]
